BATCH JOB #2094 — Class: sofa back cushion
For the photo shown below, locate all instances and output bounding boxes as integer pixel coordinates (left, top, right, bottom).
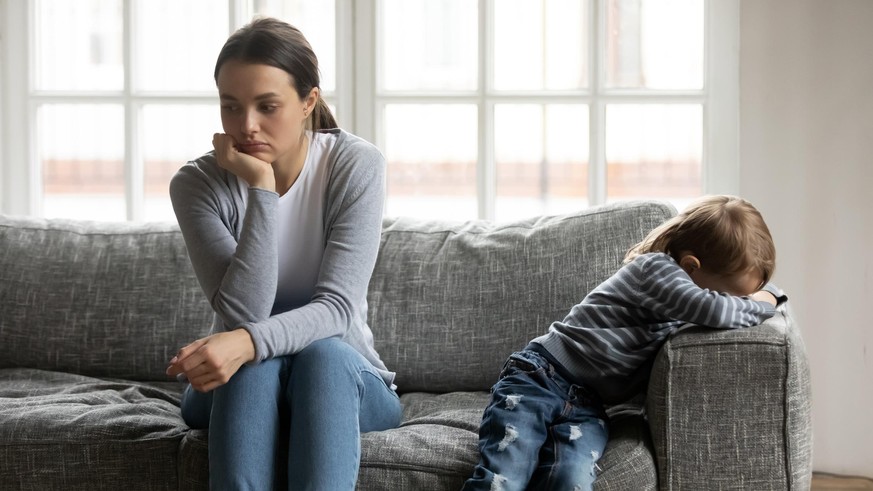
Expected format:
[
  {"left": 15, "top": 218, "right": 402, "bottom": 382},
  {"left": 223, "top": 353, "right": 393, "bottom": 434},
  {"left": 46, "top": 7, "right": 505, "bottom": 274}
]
[
  {"left": 0, "top": 200, "right": 673, "bottom": 388},
  {"left": 368, "top": 201, "right": 675, "bottom": 393},
  {"left": 0, "top": 216, "right": 212, "bottom": 381}
]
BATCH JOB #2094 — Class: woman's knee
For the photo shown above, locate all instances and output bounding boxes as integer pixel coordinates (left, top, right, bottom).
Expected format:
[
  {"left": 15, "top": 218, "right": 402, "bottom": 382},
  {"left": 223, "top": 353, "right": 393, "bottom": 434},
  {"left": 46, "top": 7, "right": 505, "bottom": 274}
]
[
  {"left": 180, "top": 384, "right": 212, "bottom": 429},
  {"left": 289, "top": 338, "right": 376, "bottom": 396},
  {"left": 213, "top": 356, "right": 285, "bottom": 404},
  {"left": 288, "top": 339, "right": 400, "bottom": 431},
  {"left": 296, "top": 337, "right": 352, "bottom": 360},
  {"left": 292, "top": 338, "right": 358, "bottom": 375}
]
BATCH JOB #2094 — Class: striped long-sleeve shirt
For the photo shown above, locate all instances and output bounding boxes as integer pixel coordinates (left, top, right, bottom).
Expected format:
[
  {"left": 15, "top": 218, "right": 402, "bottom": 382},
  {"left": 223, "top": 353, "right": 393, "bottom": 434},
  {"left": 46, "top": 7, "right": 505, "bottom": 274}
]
[{"left": 530, "top": 252, "right": 785, "bottom": 404}]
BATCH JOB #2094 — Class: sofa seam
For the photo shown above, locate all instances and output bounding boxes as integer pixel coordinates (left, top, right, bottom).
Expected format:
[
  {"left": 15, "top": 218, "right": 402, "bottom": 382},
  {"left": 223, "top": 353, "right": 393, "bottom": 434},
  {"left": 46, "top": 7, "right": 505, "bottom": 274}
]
[
  {"left": 665, "top": 346, "right": 674, "bottom": 491},
  {"left": 781, "top": 310, "right": 795, "bottom": 490},
  {"left": 0, "top": 437, "right": 186, "bottom": 446},
  {"left": 0, "top": 223, "right": 181, "bottom": 238},
  {"left": 359, "top": 461, "right": 468, "bottom": 474},
  {"left": 668, "top": 339, "right": 786, "bottom": 350},
  {"left": 381, "top": 202, "right": 674, "bottom": 237}
]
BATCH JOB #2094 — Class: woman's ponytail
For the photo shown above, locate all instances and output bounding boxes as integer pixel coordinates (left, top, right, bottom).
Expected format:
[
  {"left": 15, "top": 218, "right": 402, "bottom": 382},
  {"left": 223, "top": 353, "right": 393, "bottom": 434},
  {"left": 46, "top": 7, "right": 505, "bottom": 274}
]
[{"left": 310, "top": 97, "right": 337, "bottom": 131}]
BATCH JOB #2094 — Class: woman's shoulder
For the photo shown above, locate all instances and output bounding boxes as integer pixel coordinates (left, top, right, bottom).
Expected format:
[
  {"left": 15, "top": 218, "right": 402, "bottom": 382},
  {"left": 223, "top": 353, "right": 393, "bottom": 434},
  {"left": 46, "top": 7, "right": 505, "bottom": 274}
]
[
  {"left": 169, "top": 151, "right": 237, "bottom": 199},
  {"left": 321, "top": 129, "right": 385, "bottom": 187},
  {"left": 172, "top": 151, "right": 220, "bottom": 182},
  {"left": 320, "top": 129, "right": 385, "bottom": 167}
]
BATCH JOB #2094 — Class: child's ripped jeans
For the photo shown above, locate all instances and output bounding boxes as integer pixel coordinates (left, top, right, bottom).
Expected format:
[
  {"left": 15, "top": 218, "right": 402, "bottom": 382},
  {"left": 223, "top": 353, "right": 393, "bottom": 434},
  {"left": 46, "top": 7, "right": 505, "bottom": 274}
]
[{"left": 462, "top": 349, "right": 609, "bottom": 491}]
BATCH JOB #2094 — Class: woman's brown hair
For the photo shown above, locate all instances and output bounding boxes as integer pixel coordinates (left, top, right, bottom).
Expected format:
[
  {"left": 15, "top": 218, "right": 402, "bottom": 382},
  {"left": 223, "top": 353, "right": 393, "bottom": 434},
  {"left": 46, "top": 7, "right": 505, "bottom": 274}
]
[
  {"left": 214, "top": 17, "right": 337, "bottom": 131},
  {"left": 626, "top": 195, "right": 776, "bottom": 285}
]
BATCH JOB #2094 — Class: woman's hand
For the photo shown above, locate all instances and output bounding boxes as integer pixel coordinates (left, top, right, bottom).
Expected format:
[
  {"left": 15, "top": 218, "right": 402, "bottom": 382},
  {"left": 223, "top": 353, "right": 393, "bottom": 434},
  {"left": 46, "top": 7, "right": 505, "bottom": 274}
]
[
  {"left": 212, "top": 133, "right": 276, "bottom": 191},
  {"left": 166, "top": 328, "right": 256, "bottom": 392}
]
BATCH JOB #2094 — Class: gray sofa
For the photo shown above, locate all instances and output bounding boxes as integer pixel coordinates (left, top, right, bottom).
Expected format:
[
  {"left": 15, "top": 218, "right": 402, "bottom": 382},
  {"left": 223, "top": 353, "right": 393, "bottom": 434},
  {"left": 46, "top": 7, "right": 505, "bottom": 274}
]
[{"left": 0, "top": 200, "right": 812, "bottom": 490}]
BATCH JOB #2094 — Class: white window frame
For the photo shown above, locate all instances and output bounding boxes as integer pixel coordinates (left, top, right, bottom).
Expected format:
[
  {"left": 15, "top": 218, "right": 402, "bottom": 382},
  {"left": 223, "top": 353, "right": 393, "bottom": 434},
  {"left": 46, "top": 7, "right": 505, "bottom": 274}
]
[
  {"left": 0, "top": 0, "right": 345, "bottom": 219},
  {"left": 0, "top": 0, "right": 738, "bottom": 220},
  {"left": 354, "top": 0, "right": 739, "bottom": 219}
]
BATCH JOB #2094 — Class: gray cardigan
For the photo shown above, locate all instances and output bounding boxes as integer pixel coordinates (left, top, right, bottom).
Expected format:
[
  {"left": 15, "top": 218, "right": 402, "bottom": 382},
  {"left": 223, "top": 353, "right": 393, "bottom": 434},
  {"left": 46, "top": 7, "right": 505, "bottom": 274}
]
[{"left": 169, "top": 129, "right": 394, "bottom": 387}]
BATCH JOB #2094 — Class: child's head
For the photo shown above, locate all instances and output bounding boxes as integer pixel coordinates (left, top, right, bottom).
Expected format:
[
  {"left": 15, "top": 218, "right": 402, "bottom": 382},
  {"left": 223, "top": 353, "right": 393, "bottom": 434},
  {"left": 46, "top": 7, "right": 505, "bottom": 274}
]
[{"left": 626, "top": 195, "right": 776, "bottom": 294}]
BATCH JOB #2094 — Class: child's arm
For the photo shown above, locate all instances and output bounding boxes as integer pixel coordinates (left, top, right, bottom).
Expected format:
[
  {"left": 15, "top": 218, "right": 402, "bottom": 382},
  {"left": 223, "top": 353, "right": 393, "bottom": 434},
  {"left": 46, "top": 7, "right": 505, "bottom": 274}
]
[{"left": 636, "top": 255, "right": 778, "bottom": 329}]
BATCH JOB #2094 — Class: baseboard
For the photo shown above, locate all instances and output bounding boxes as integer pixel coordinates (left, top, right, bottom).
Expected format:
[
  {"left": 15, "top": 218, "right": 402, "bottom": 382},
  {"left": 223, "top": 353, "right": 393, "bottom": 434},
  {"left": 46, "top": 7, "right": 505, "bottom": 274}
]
[{"left": 812, "top": 472, "right": 873, "bottom": 491}]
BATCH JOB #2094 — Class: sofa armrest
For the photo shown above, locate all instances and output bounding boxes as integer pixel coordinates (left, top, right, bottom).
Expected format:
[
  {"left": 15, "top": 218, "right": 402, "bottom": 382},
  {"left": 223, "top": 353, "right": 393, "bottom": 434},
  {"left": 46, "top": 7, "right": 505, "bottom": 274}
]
[{"left": 646, "top": 305, "right": 812, "bottom": 490}]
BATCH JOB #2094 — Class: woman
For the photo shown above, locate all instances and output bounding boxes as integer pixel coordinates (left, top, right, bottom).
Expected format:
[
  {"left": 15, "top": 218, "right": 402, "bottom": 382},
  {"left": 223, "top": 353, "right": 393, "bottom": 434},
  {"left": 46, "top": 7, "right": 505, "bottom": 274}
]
[{"left": 166, "top": 17, "right": 400, "bottom": 490}]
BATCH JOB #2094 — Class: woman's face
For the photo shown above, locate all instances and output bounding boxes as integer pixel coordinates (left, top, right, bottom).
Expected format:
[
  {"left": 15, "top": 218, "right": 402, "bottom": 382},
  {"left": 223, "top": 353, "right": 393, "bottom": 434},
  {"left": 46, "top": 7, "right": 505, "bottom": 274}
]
[{"left": 216, "top": 60, "right": 315, "bottom": 168}]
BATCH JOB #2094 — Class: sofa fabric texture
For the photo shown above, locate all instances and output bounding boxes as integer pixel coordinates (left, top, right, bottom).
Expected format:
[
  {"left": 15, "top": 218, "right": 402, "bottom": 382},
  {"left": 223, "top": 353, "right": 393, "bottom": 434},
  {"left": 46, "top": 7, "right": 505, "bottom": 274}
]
[{"left": 0, "top": 201, "right": 812, "bottom": 490}]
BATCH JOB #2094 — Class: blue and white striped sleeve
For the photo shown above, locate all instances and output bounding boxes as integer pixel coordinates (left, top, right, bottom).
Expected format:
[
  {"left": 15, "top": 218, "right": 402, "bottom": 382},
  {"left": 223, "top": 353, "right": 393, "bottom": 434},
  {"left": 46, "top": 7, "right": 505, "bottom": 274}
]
[{"left": 634, "top": 254, "right": 777, "bottom": 328}]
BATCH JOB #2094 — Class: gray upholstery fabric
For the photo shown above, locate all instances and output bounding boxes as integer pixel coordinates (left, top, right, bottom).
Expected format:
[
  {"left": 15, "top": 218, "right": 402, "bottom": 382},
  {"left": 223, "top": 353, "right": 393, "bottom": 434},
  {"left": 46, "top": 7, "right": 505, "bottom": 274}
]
[
  {"left": 368, "top": 201, "right": 676, "bottom": 393},
  {"left": 0, "top": 216, "right": 213, "bottom": 381},
  {"left": 0, "top": 201, "right": 812, "bottom": 490},
  {"left": 0, "top": 368, "right": 185, "bottom": 490},
  {"left": 646, "top": 306, "right": 813, "bottom": 490},
  {"left": 358, "top": 393, "right": 657, "bottom": 491},
  {"left": 173, "top": 391, "right": 656, "bottom": 491},
  {"left": 179, "top": 429, "right": 209, "bottom": 490},
  {"left": 595, "top": 409, "right": 658, "bottom": 491}
]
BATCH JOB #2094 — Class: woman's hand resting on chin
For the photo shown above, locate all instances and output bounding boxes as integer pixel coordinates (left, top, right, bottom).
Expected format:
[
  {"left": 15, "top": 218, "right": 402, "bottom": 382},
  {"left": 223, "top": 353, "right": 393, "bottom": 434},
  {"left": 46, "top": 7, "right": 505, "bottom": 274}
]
[
  {"left": 212, "top": 133, "right": 276, "bottom": 192},
  {"left": 166, "top": 329, "right": 256, "bottom": 392}
]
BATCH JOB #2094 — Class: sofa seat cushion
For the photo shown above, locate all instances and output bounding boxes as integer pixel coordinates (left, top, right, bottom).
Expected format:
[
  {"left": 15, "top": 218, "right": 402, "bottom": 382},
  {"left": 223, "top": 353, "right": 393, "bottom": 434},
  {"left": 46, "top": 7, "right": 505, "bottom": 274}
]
[
  {"left": 176, "top": 391, "right": 656, "bottom": 490},
  {"left": 358, "top": 392, "right": 657, "bottom": 491},
  {"left": 358, "top": 392, "right": 485, "bottom": 490},
  {"left": 0, "top": 368, "right": 186, "bottom": 490}
]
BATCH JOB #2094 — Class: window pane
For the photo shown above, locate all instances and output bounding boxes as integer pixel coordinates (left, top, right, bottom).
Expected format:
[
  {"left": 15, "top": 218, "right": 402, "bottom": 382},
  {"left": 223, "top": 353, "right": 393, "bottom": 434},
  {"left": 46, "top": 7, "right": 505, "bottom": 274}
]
[
  {"left": 384, "top": 104, "right": 477, "bottom": 219},
  {"left": 493, "top": 0, "right": 588, "bottom": 91},
  {"left": 133, "top": 0, "right": 228, "bottom": 92},
  {"left": 605, "top": 104, "right": 701, "bottom": 202},
  {"left": 35, "top": 0, "right": 123, "bottom": 91},
  {"left": 495, "top": 104, "right": 589, "bottom": 221},
  {"left": 380, "top": 0, "right": 478, "bottom": 92},
  {"left": 142, "top": 104, "right": 220, "bottom": 221},
  {"left": 39, "top": 104, "right": 125, "bottom": 220},
  {"left": 253, "top": 0, "right": 336, "bottom": 93},
  {"left": 605, "top": 0, "right": 703, "bottom": 90}
]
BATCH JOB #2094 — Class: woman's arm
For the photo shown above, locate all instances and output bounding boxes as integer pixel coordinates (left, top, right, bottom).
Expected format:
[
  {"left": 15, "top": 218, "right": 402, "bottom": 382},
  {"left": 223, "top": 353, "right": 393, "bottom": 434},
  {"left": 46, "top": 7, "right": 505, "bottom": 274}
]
[
  {"left": 167, "top": 142, "right": 281, "bottom": 391},
  {"left": 168, "top": 152, "right": 279, "bottom": 330},
  {"left": 239, "top": 135, "right": 386, "bottom": 362}
]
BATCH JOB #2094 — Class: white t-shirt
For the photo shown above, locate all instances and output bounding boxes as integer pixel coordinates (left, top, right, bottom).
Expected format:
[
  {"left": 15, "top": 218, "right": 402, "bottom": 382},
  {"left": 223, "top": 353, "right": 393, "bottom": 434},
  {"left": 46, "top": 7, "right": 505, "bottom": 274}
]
[{"left": 236, "top": 130, "right": 337, "bottom": 314}]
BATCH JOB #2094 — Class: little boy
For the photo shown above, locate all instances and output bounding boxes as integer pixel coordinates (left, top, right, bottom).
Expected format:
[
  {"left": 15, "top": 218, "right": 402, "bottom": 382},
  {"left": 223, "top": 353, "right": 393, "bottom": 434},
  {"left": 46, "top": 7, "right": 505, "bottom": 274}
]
[{"left": 462, "top": 195, "right": 787, "bottom": 491}]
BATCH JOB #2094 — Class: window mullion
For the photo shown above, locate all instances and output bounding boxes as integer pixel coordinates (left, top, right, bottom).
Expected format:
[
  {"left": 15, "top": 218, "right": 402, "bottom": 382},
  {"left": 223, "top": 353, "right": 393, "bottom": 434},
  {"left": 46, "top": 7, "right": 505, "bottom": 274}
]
[
  {"left": 231, "top": 0, "right": 250, "bottom": 30},
  {"left": 589, "top": 0, "right": 606, "bottom": 206},
  {"left": 478, "top": 0, "right": 494, "bottom": 220},
  {"left": 1, "top": 1, "right": 30, "bottom": 215},
  {"left": 335, "top": 0, "right": 354, "bottom": 130},
  {"left": 123, "top": 0, "right": 143, "bottom": 221},
  {"left": 704, "top": 0, "right": 739, "bottom": 195},
  {"left": 354, "top": 0, "right": 377, "bottom": 143}
]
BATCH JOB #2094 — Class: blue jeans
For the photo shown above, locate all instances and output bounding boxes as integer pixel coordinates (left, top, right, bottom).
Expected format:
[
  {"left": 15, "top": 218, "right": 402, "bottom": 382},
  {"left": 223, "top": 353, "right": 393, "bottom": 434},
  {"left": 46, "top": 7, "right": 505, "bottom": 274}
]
[
  {"left": 180, "top": 337, "right": 401, "bottom": 491},
  {"left": 462, "top": 349, "right": 609, "bottom": 491}
]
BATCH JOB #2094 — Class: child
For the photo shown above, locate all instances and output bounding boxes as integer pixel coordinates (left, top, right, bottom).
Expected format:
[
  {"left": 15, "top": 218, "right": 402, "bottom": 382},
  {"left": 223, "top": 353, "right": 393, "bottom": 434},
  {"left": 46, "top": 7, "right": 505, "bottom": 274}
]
[{"left": 461, "top": 195, "right": 786, "bottom": 491}]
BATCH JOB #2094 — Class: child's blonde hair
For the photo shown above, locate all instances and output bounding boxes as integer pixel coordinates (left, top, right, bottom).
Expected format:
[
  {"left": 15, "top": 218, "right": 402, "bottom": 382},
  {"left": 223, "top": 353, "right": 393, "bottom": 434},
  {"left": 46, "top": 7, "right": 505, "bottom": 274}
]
[{"left": 626, "top": 195, "right": 776, "bottom": 285}]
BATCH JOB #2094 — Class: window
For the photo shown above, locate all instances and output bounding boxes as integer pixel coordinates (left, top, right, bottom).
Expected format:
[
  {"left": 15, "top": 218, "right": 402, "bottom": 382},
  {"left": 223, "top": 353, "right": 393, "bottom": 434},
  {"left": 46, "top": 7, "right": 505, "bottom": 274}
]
[
  {"left": 372, "top": 0, "right": 732, "bottom": 221},
  {"left": 1, "top": 0, "right": 738, "bottom": 222},
  {"left": 1, "top": 0, "right": 336, "bottom": 221}
]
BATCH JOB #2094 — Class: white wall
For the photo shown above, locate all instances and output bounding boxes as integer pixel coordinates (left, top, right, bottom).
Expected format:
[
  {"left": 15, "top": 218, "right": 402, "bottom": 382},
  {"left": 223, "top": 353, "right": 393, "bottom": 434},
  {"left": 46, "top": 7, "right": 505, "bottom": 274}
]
[{"left": 740, "top": 0, "right": 873, "bottom": 477}]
